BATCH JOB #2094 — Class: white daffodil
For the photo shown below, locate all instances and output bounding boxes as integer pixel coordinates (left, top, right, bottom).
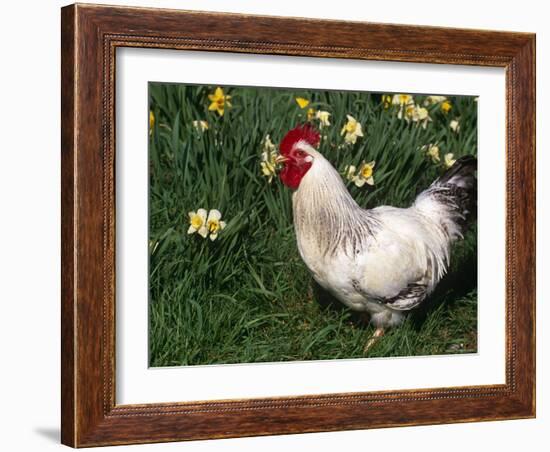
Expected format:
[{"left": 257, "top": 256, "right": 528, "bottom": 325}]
[
  {"left": 392, "top": 94, "right": 414, "bottom": 107},
  {"left": 345, "top": 161, "right": 375, "bottom": 187},
  {"left": 315, "top": 110, "right": 331, "bottom": 128},
  {"left": 340, "top": 115, "right": 364, "bottom": 144},
  {"left": 450, "top": 118, "right": 460, "bottom": 133},
  {"left": 422, "top": 143, "right": 441, "bottom": 163},
  {"left": 206, "top": 209, "right": 226, "bottom": 241},
  {"left": 344, "top": 164, "right": 357, "bottom": 182},
  {"left": 188, "top": 208, "right": 208, "bottom": 237},
  {"left": 403, "top": 104, "right": 432, "bottom": 129},
  {"left": 260, "top": 134, "right": 279, "bottom": 183},
  {"left": 444, "top": 153, "right": 456, "bottom": 169},
  {"left": 424, "top": 95, "right": 447, "bottom": 106},
  {"left": 354, "top": 161, "right": 376, "bottom": 187},
  {"left": 192, "top": 120, "right": 209, "bottom": 132}
]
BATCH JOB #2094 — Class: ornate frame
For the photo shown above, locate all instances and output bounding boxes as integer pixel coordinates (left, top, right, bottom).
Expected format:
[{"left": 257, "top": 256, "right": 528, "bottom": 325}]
[{"left": 61, "top": 3, "right": 535, "bottom": 447}]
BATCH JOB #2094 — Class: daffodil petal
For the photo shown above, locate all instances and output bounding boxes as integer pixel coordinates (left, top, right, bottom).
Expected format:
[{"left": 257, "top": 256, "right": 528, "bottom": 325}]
[
  {"left": 295, "top": 97, "right": 310, "bottom": 108},
  {"left": 198, "top": 226, "right": 208, "bottom": 238},
  {"left": 187, "top": 225, "right": 197, "bottom": 234},
  {"left": 209, "top": 233, "right": 218, "bottom": 241},
  {"left": 207, "top": 209, "right": 222, "bottom": 222},
  {"left": 197, "top": 209, "right": 207, "bottom": 221}
]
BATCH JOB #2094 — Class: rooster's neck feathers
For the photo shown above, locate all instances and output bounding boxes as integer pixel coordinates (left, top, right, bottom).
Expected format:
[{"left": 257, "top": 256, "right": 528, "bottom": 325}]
[{"left": 292, "top": 152, "right": 378, "bottom": 257}]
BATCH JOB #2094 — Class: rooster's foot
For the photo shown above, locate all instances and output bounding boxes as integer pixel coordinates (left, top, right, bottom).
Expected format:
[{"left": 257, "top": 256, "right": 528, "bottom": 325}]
[{"left": 364, "top": 327, "right": 385, "bottom": 353}]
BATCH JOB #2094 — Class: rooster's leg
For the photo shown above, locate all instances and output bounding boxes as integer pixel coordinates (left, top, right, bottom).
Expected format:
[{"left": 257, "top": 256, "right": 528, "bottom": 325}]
[{"left": 364, "top": 327, "right": 385, "bottom": 353}]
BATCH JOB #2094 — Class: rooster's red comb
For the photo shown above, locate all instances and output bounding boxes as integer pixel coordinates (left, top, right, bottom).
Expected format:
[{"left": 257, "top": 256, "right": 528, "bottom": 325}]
[{"left": 280, "top": 124, "right": 321, "bottom": 155}]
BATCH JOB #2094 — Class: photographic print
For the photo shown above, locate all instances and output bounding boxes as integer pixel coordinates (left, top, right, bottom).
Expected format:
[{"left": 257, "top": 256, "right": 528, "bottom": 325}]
[{"left": 148, "top": 83, "right": 478, "bottom": 367}]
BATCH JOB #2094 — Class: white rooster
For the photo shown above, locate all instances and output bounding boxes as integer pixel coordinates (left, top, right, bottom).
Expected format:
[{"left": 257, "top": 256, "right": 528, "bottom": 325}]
[{"left": 276, "top": 125, "right": 476, "bottom": 351}]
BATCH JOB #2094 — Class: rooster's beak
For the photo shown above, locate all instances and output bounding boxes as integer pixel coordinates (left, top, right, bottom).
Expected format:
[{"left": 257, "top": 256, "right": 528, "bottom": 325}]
[{"left": 275, "top": 155, "right": 289, "bottom": 164}]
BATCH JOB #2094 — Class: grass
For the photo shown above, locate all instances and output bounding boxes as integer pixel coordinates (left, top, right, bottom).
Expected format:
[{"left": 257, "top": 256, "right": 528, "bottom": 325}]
[{"left": 148, "top": 84, "right": 478, "bottom": 367}]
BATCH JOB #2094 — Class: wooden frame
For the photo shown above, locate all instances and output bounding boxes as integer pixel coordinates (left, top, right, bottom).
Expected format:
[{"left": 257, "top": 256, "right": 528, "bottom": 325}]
[{"left": 61, "top": 3, "right": 536, "bottom": 447}]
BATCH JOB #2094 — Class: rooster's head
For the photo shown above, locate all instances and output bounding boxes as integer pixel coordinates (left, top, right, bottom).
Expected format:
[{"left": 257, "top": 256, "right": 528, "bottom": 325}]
[{"left": 277, "top": 124, "right": 320, "bottom": 190}]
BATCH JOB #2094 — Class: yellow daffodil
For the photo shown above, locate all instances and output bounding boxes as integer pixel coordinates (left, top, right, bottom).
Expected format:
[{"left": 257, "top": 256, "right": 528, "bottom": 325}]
[
  {"left": 440, "top": 100, "right": 452, "bottom": 114},
  {"left": 444, "top": 153, "right": 456, "bottom": 169},
  {"left": 306, "top": 108, "right": 316, "bottom": 121},
  {"left": 188, "top": 208, "right": 208, "bottom": 238},
  {"left": 341, "top": 114, "right": 364, "bottom": 145},
  {"left": 206, "top": 209, "right": 226, "bottom": 241},
  {"left": 192, "top": 120, "right": 209, "bottom": 132},
  {"left": 449, "top": 118, "right": 460, "bottom": 133},
  {"left": 382, "top": 95, "right": 392, "bottom": 109},
  {"left": 295, "top": 97, "right": 310, "bottom": 109},
  {"left": 315, "top": 110, "right": 331, "bottom": 128},
  {"left": 208, "top": 87, "right": 231, "bottom": 116},
  {"left": 260, "top": 134, "right": 279, "bottom": 183},
  {"left": 149, "top": 110, "right": 155, "bottom": 135},
  {"left": 424, "top": 95, "right": 447, "bottom": 106},
  {"left": 423, "top": 143, "right": 441, "bottom": 163}
]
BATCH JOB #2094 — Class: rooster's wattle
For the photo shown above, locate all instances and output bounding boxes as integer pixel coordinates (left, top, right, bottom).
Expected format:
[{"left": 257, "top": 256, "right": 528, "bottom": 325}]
[{"left": 277, "top": 125, "right": 477, "bottom": 350}]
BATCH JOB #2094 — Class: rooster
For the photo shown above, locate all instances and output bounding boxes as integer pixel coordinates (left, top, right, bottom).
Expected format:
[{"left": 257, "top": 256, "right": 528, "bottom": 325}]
[{"left": 276, "top": 124, "right": 476, "bottom": 351}]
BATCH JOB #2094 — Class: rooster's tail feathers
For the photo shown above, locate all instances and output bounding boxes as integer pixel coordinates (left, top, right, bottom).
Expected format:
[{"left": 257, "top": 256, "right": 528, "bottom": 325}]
[{"left": 414, "top": 155, "right": 477, "bottom": 240}]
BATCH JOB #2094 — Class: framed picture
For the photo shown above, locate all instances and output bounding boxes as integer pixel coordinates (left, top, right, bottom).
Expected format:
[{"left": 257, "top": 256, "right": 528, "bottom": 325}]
[{"left": 61, "top": 3, "right": 536, "bottom": 447}]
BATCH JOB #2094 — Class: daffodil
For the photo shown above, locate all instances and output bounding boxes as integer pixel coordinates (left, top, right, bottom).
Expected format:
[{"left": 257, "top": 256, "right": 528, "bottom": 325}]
[
  {"left": 345, "top": 164, "right": 357, "bottom": 182},
  {"left": 423, "top": 143, "right": 440, "bottom": 163},
  {"left": 412, "top": 105, "right": 432, "bottom": 129},
  {"left": 401, "top": 104, "right": 432, "bottom": 129},
  {"left": 345, "top": 161, "right": 375, "bottom": 187},
  {"left": 206, "top": 209, "right": 226, "bottom": 241},
  {"left": 349, "top": 161, "right": 375, "bottom": 187},
  {"left": 424, "top": 95, "right": 447, "bottom": 106},
  {"left": 315, "top": 110, "right": 331, "bottom": 128},
  {"left": 392, "top": 94, "right": 414, "bottom": 106},
  {"left": 341, "top": 114, "right": 364, "bottom": 144},
  {"left": 381, "top": 95, "right": 392, "bottom": 109},
  {"left": 393, "top": 94, "right": 416, "bottom": 122},
  {"left": 188, "top": 208, "right": 208, "bottom": 238},
  {"left": 440, "top": 100, "right": 452, "bottom": 114},
  {"left": 149, "top": 110, "right": 155, "bottom": 135},
  {"left": 444, "top": 153, "right": 456, "bottom": 169},
  {"left": 306, "top": 108, "right": 315, "bottom": 121},
  {"left": 260, "top": 134, "right": 279, "bottom": 183},
  {"left": 450, "top": 118, "right": 460, "bottom": 133},
  {"left": 192, "top": 120, "right": 209, "bottom": 132},
  {"left": 208, "top": 87, "right": 231, "bottom": 116},
  {"left": 295, "top": 97, "right": 310, "bottom": 109}
]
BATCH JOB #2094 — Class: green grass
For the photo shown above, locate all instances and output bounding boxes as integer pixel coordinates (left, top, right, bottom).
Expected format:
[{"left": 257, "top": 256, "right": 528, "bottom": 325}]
[{"left": 148, "top": 84, "right": 478, "bottom": 367}]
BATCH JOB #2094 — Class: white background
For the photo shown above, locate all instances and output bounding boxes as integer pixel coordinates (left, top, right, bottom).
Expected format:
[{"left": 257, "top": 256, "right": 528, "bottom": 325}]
[
  {"left": 0, "top": 1, "right": 546, "bottom": 451},
  {"left": 117, "top": 49, "right": 505, "bottom": 404}
]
